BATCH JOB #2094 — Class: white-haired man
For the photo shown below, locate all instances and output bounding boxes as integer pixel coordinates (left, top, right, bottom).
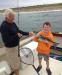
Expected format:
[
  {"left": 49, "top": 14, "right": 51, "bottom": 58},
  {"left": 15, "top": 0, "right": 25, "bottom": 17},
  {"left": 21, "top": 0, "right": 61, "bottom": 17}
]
[{"left": 0, "top": 9, "right": 33, "bottom": 75}]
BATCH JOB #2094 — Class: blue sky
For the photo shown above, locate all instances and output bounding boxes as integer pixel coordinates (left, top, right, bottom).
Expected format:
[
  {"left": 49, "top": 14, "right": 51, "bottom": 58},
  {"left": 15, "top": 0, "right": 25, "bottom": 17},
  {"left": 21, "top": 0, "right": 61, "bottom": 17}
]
[{"left": 0, "top": 0, "right": 62, "bottom": 10}]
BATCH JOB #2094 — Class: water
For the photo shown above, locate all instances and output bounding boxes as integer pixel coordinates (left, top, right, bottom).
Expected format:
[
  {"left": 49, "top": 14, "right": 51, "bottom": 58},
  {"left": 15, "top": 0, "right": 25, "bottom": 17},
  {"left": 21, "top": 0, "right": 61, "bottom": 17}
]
[
  {"left": 50, "top": 53, "right": 62, "bottom": 61},
  {"left": 0, "top": 10, "right": 62, "bottom": 43},
  {"left": 18, "top": 11, "right": 62, "bottom": 32}
]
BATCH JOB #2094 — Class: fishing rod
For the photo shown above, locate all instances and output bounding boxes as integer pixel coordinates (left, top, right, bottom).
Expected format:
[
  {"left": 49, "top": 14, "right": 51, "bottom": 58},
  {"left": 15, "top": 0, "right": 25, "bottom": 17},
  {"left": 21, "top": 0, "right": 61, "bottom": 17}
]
[{"left": 17, "top": 0, "right": 19, "bottom": 26}]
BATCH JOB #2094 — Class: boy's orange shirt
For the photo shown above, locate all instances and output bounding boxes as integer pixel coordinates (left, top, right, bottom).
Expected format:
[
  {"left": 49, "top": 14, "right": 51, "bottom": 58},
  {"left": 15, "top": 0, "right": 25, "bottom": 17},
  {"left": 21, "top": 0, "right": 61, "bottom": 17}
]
[{"left": 34, "top": 31, "right": 54, "bottom": 55}]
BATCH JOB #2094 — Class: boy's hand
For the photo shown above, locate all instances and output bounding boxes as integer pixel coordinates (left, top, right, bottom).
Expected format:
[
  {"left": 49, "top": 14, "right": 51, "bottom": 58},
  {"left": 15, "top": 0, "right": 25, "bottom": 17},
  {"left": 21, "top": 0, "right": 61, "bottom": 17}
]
[
  {"left": 29, "top": 32, "right": 34, "bottom": 36},
  {"left": 42, "top": 39, "right": 49, "bottom": 43},
  {"left": 39, "top": 37, "right": 49, "bottom": 43}
]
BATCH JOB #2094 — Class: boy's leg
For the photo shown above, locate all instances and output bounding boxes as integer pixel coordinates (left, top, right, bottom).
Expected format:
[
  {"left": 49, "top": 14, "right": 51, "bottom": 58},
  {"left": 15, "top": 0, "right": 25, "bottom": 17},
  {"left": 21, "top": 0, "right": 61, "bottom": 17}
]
[
  {"left": 37, "top": 53, "right": 42, "bottom": 72},
  {"left": 38, "top": 53, "right": 42, "bottom": 67},
  {"left": 46, "top": 59, "right": 49, "bottom": 69},
  {"left": 44, "top": 55, "right": 49, "bottom": 69},
  {"left": 38, "top": 59, "right": 42, "bottom": 67},
  {"left": 44, "top": 55, "right": 51, "bottom": 75}
]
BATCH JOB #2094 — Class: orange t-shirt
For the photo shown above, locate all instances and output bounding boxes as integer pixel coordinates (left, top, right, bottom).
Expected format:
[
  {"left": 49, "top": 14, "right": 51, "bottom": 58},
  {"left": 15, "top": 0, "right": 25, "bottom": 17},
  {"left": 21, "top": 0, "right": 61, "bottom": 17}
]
[{"left": 34, "top": 31, "right": 54, "bottom": 55}]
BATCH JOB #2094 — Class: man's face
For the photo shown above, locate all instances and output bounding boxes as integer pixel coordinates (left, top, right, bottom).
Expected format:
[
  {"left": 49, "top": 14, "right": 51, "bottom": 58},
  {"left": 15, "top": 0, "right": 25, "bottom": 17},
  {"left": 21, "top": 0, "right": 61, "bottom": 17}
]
[
  {"left": 43, "top": 24, "right": 51, "bottom": 33},
  {"left": 7, "top": 13, "right": 15, "bottom": 23}
]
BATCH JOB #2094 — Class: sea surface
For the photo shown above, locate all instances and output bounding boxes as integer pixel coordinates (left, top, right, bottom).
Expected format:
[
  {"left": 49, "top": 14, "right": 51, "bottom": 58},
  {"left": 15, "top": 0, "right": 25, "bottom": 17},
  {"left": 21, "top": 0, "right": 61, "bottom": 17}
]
[{"left": 0, "top": 10, "right": 62, "bottom": 43}]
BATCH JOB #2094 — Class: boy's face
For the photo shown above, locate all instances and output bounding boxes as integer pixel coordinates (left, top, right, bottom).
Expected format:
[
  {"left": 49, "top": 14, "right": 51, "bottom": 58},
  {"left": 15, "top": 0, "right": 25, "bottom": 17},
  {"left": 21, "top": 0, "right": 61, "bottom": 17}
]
[{"left": 43, "top": 24, "right": 51, "bottom": 33}]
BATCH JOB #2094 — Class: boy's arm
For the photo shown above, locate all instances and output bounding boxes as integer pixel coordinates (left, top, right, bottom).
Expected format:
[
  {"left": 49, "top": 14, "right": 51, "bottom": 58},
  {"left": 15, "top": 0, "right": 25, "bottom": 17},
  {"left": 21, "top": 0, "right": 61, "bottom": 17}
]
[
  {"left": 33, "top": 32, "right": 41, "bottom": 42},
  {"left": 33, "top": 36, "right": 39, "bottom": 42}
]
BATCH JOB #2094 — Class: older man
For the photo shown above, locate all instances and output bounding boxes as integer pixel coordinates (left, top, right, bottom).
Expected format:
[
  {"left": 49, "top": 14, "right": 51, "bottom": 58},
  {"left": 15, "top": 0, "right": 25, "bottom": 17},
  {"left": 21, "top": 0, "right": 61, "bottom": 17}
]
[{"left": 0, "top": 9, "right": 33, "bottom": 75}]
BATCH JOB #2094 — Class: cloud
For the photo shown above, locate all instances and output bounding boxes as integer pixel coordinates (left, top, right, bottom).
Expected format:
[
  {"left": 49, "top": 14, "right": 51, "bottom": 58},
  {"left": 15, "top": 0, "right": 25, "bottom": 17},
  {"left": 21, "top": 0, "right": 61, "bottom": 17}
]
[
  {"left": 0, "top": 0, "right": 17, "bottom": 9},
  {"left": 0, "top": 0, "right": 62, "bottom": 10},
  {"left": 19, "top": 0, "right": 62, "bottom": 7}
]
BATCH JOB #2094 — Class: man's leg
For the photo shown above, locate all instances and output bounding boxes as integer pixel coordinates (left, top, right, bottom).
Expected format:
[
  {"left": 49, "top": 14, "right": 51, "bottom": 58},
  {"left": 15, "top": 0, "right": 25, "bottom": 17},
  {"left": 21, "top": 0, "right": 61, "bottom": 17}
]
[
  {"left": 6, "top": 47, "right": 20, "bottom": 75},
  {"left": 14, "top": 69, "right": 19, "bottom": 75},
  {"left": 10, "top": 69, "right": 19, "bottom": 75}
]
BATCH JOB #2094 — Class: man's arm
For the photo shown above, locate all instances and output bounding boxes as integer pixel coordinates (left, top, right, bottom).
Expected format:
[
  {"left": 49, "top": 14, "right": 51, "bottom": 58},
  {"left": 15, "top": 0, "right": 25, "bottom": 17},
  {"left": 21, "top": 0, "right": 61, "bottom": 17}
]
[
  {"left": 14, "top": 23, "right": 29, "bottom": 36},
  {"left": 18, "top": 30, "right": 29, "bottom": 36},
  {"left": 15, "top": 23, "right": 34, "bottom": 38}
]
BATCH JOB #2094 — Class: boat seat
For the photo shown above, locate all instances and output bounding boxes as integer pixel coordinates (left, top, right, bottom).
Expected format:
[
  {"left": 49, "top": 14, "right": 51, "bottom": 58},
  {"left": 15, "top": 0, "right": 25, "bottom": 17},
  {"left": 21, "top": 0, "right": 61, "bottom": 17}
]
[{"left": 0, "top": 61, "right": 11, "bottom": 75}]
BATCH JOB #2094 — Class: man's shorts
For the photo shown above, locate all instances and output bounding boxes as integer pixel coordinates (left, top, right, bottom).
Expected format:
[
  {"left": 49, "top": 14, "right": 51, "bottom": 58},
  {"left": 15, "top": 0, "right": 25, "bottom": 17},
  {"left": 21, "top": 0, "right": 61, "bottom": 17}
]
[
  {"left": 5, "top": 46, "right": 20, "bottom": 70},
  {"left": 38, "top": 53, "right": 49, "bottom": 61}
]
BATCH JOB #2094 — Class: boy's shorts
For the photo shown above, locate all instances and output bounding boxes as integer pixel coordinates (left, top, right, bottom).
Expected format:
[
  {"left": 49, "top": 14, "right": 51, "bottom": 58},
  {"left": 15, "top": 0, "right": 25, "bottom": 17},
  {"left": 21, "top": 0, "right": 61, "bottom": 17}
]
[{"left": 38, "top": 53, "right": 49, "bottom": 61}]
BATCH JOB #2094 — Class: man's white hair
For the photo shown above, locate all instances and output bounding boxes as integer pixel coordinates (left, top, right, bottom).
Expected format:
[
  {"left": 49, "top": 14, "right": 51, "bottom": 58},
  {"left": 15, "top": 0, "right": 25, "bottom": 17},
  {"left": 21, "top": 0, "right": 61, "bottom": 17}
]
[{"left": 4, "top": 9, "right": 15, "bottom": 18}]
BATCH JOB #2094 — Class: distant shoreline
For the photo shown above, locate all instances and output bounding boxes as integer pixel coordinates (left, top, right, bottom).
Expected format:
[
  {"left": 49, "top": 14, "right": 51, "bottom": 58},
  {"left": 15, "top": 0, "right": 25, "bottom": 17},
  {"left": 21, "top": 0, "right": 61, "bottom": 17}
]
[
  {"left": 0, "top": 3, "right": 62, "bottom": 13},
  {"left": 0, "top": 9, "right": 62, "bottom": 14},
  {"left": 19, "top": 9, "right": 62, "bottom": 13},
  {"left": 13, "top": 3, "right": 62, "bottom": 12}
]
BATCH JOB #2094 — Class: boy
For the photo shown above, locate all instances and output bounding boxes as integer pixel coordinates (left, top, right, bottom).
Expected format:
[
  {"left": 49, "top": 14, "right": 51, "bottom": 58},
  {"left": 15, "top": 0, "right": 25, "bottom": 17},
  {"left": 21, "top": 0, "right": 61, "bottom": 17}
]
[{"left": 34, "top": 22, "right": 54, "bottom": 75}]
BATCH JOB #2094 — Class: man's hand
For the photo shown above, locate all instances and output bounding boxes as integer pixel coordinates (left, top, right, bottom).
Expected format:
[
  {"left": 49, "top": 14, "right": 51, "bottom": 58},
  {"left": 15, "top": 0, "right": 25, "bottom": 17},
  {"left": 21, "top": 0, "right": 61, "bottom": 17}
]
[
  {"left": 36, "top": 33, "right": 40, "bottom": 37},
  {"left": 17, "top": 33, "right": 22, "bottom": 38},
  {"left": 29, "top": 32, "right": 34, "bottom": 36}
]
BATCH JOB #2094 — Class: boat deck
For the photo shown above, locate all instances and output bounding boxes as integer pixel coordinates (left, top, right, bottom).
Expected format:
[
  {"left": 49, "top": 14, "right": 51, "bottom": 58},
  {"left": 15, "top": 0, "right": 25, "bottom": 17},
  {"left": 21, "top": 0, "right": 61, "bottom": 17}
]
[
  {"left": 0, "top": 36, "right": 62, "bottom": 75},
  {"left": 20, "top": 58, "right": 62, "bottom": 75},
  {"left": 20, "top": 41, "right": 62, "bottom": 75},
  {"left": 54, "top": 36, "right": 62, "bottom": 49}
]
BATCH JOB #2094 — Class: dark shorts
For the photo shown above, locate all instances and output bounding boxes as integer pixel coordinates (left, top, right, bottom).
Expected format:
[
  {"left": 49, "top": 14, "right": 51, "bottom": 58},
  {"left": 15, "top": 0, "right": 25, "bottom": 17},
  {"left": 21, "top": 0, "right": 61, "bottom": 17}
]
[{"left": 38, "top": 53, "right": 49, "bottom": 61}]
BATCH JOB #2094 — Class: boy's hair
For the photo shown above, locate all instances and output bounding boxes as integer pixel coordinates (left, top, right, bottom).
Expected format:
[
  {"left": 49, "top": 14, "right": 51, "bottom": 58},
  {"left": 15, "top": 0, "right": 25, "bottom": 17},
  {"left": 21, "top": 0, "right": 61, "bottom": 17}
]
[{"left": 43, "top": 22, "right": 51, "bottom": 27}]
